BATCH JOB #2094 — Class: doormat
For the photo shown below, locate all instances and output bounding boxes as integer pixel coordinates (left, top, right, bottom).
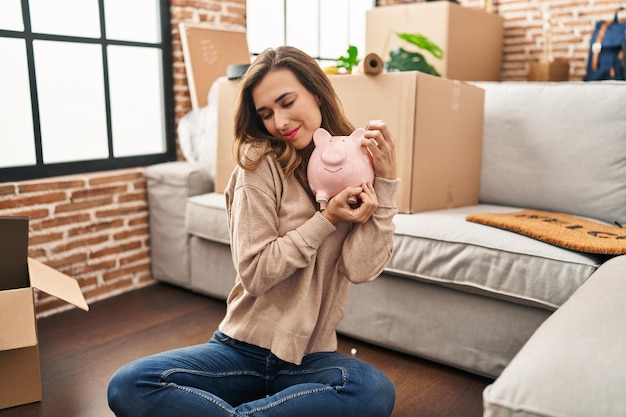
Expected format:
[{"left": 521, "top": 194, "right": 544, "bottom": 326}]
[{"left": 466, "top": 209, "right": 626, "bottom": 255}]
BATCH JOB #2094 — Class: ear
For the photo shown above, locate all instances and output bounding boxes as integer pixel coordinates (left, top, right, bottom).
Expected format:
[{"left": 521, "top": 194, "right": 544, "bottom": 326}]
[
  {"left": 313, "top": 128, "right": 331, "bottom": 145},
  {"left": 350, "top": 128, "right": 366, "bottom": 143}
]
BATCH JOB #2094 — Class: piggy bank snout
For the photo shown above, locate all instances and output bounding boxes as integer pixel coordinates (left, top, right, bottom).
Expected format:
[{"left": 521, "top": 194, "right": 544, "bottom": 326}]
[{"left": 320, "top": 146, "right": 347, "bottom": 166}]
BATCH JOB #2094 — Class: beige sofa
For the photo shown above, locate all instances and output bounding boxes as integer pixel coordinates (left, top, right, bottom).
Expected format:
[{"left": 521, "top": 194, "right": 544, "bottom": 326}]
[{"left": 146, "top": 81, "right": 626, "bottom": 416}]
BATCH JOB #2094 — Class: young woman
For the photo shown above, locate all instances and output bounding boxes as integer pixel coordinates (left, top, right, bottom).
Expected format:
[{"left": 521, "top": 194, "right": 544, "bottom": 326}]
[{"left": 108, "top": 45, "right": 399, "bottom": 417}]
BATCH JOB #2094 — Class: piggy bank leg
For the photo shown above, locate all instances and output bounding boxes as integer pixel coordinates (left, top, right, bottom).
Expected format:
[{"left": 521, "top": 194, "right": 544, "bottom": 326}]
[
  {"left": 316, "top": 197, "right": 329, "bottom": 211},
  {"left": 347, "top": 196, "right": 357, "bottom": 205}
]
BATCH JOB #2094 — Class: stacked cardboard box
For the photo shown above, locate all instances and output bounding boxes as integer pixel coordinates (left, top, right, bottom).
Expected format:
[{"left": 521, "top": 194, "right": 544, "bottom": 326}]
[{"left": 0, "top": 217, "right": 88, "bottom": 410}]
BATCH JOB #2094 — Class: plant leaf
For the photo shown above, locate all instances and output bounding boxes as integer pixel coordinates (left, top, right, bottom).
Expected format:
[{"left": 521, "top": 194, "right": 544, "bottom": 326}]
[
  {"left": 396, "top": 32, "right": 444, "bottom": 60},
  {"left": 387, "top": 47, "right": 441, "bottom": 76},
  {"left": 336, "top": 45, "right": 360, "bottom": 71}
]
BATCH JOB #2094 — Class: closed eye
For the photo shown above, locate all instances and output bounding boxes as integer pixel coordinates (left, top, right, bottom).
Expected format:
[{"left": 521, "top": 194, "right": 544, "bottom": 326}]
[{"left": 256, "top": 93, "right": 296, "bottom": 120}]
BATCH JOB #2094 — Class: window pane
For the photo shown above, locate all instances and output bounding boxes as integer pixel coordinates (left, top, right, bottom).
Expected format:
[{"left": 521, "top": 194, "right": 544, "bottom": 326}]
[
  {"left": 319, "top": 0, "right": 373, "bottom": 60},
  {"left": 348, "top": 0, "right": 373, "bottom": 58},
  {"left": 108, "top": 45, "right": 166, "bottom": 157},
  {"left": 246, "top": 0, "right": 375, "bottom": 60},
  {"left": 246, "top": 0, "right": 284, "bottom": 52},
  {"left": 320, "top": 0, "right": 349, "bottom": 59},
  {"left": 286, "top": 0, "right": 318, "bottom": 56},
  {"left": 0, "top": 0, "right": 24, "bottom": 31},
  {"left": 104, "top": 0, "right": 161, "bottom": 43},
  {"left": 29, "top": 0, "right": 100, "bottom": 38},
  {"left": 34, "top": 40, "right": 108, "bottom": 164},
  {"left": 0, "top": 38, "right": 36, "bottom": 168}
]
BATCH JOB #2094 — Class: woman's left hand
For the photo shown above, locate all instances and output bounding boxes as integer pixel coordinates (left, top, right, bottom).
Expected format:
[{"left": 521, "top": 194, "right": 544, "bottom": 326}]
[
  {"left": 322, "top": 182, "right": 378, "bottom": 225},
  {"left": 362, "top": 120, "right": 397, "bottom": 180}
]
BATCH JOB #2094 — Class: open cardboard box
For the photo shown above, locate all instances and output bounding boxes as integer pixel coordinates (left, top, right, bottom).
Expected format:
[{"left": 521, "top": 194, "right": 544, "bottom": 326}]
[
  {"left": 0, "top": 216, "right": 89, "bottom": 410},
  {"left": 213, "top": 72, "right": 484, "bottom": 214}
]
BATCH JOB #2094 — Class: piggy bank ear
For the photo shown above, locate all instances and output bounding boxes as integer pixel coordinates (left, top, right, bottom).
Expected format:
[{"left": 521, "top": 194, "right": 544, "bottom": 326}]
[
  {"left": 350, "top": 128, "right": 366, "bottom": 143},
  {"left": 313, "top": 128, "right": 331, "bottom": 145}
]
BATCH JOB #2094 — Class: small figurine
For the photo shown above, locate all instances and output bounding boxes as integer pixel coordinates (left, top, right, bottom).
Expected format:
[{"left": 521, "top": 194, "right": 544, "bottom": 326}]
[{"left": 307, "top": 127, "right": 375, "bottom": 210}]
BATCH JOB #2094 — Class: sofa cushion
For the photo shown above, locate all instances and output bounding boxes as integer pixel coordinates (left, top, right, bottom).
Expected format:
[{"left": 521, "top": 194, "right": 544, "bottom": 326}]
[
  {"left": 185, "top": 192, "right": 230, "bottom": 244},
  {"left": 186, "top": 194, "right": 602, "bottom": 311},
  {"left": 472, "top": 81, "right": 626, "bottom": 227},
  {"left": 388, "top": 204, "right": 603, "bottom": 310},
  {"left": 483, "top": 255, "right": 626, "bottom": 417}
]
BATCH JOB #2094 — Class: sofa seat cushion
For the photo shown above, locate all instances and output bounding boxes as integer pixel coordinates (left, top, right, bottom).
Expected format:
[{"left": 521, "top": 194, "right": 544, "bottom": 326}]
[
  {"left": 185, "top": 194, "right": 603, "bottom": 311},
  {"left": 388, "top": 204, "right": 604, "bottom": 310}
]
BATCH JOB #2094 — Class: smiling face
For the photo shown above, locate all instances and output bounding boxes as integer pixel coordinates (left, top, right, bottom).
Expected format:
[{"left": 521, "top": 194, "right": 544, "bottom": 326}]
[{"left": 252, "top": 68, "right": 323, "bottom": 150}]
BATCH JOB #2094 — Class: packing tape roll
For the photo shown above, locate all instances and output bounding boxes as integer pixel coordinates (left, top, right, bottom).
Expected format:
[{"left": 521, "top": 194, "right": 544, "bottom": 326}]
[{"left": 362, "top": 53, "right": 384, "bottom": 75}]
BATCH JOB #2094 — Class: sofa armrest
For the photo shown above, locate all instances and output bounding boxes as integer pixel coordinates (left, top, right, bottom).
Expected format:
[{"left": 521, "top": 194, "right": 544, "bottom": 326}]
[
  {"left": 145, "top": 161, "right": 212, "bottom": 286},
  {"left": 483, "top": 255, "right": 626, "bottom": 417}
]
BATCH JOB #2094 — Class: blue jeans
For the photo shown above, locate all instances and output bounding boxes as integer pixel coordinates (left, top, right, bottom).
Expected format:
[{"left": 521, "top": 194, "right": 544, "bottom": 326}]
[{"left": 108, "top": 331, "right": 395, "bottom": 417}]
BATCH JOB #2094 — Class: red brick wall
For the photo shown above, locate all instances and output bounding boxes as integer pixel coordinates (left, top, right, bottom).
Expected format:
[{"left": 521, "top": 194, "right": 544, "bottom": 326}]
[
  {"left": 382, "top": 0, "right": 625, "bottom": 81},
  {"left": 0, "top": 169, "right": 152, "bottom": 315}
]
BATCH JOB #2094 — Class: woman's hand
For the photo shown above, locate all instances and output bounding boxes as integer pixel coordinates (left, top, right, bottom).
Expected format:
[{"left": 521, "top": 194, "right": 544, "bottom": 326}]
[
  {"left": 322, "top": 182, "right": 378, "bottom": 225},
  {"left": 361, "top": 120, "right": 397, "bottom": 180}
]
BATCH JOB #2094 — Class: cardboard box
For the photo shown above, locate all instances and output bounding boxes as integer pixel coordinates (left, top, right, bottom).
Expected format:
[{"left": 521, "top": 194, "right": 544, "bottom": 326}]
[
  {"left": 329, "top": 71, "right": 484, "bottom": 213},
  {"left": 214, "top": 72, "right": 484, "bottom": 214},
  {"left": 366, "top": 2, "right": 504, "bottom": 81},
  {"left": 0, "top": 217, "right": 89, "bottom": 410},
  {"left": 214, "top": 77, "right": 242, "bottom": 193},
  {"left": 528, "top": 60, "right": 570, "bottom": 82}
]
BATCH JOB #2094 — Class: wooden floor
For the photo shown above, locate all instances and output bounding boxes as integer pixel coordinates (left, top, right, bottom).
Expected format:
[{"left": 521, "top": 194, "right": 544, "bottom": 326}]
[{"left": 1, "top": 283, "right": 492, "bottom": 417}]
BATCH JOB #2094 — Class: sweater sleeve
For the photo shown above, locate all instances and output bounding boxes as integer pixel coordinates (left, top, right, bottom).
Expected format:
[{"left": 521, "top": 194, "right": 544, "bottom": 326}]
[
  {"left": 340, "top": 177, "right": 400, "bottom": 284},
  {"left": 226, "top": 159, "right": 336, "bottom": 297}
]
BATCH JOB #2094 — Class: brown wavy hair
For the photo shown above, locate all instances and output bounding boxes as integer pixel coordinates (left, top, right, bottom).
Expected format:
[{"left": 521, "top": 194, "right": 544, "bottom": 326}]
[{"left": 233, "top": 46, "right": 354, "bottom": 186}]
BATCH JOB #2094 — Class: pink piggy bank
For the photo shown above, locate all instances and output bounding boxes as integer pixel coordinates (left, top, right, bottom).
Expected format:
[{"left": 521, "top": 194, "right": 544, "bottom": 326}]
[{"left": 307, "top": 127, "right": 375, "bottom": 210}]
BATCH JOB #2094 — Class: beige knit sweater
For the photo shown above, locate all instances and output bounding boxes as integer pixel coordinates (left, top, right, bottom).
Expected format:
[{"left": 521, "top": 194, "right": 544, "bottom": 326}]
[{"left": 219, "top": 147, "right": 399, "bottom": 364}]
